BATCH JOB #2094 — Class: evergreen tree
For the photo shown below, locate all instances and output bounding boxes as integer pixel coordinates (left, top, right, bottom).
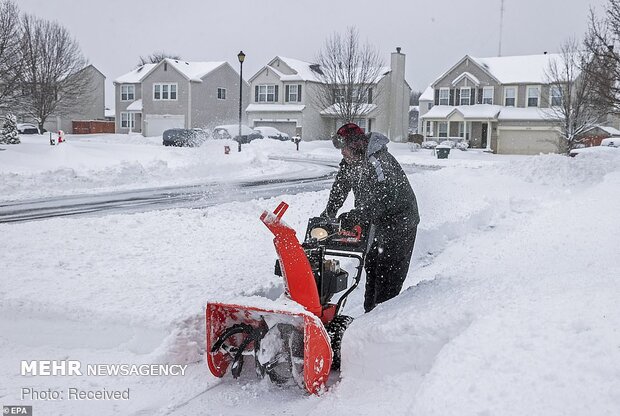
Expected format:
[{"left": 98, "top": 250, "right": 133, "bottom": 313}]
[{"left": 1, "top": 113, "right": 20, "bottom": 144}]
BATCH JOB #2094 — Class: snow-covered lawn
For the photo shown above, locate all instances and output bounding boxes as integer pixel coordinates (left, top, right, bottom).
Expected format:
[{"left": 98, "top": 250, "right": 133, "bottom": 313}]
[{"left": 0, "top": 134, "right": 619, "bottom": 415}]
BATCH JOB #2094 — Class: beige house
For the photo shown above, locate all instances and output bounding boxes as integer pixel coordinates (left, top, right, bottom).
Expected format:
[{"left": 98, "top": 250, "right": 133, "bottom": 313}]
[
  {"left": 419, "top": 53, "right": 564, "bottom": 155},
  {"left": 246, "top": 48, "right": 411, "bottom": 141},
  {"left": 114, "top": 59, "right": 248, "bottom": 136}
]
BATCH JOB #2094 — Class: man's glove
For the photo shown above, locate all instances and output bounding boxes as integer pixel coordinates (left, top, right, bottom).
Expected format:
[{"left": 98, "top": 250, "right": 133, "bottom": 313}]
[{"left": 338, "top": 210, "right": 361, "bottom": 230}]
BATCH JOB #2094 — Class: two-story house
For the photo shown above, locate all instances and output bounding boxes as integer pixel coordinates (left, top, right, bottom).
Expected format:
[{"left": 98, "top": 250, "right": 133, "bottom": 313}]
[
  {"left": 246, "top": 48, "right": 411, "bottom": 141},
  {"left": 114, "top": 59, "right": 249, "bottom": 136},
  {"left": 419, "top": 53, "right": 564, "bottom": 155}
]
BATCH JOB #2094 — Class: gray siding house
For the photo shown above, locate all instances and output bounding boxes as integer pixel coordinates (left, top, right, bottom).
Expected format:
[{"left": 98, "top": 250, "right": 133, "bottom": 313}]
[
  {"left": 114, "top": 59, "right": 249, "bottom": 136},
  {"left": 419, "top": 53, "right": 565, "bottom": 155},
  {"left": 39, "top": 65, "right": 106, "bottom": 133},
  {"left": 246, "top": 48, "right": 411, "bottom": 142}
]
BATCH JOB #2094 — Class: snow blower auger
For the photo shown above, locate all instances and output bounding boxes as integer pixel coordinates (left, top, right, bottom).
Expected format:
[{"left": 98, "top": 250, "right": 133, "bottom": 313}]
[{"left": 206, "top": 201, "right": 373, "bottom": 394}]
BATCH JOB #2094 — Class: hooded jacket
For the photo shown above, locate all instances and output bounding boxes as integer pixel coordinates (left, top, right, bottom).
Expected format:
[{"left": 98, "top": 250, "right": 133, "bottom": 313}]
[{"left": 325, "top": 132, "right": 420, "bottom": 233}]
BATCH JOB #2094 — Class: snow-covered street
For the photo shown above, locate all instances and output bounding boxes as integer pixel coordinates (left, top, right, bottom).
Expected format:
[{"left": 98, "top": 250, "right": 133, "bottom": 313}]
[{"left": 1, "top": 135, "right": 619, "bottom": 415}]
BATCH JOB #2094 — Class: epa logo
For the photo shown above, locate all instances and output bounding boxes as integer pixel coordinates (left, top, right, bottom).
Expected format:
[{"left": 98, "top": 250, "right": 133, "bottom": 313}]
[{"left": 3, "top": 406, "right": 32, "bottom": 415}]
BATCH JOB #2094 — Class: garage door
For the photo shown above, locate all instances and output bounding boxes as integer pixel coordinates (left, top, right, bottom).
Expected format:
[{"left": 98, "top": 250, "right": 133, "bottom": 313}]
[
  {"left": 144, "top": 115, "right": 185, "bottom": 137},
  {"left": 497, "top": 129, "right": 560, "bottom": 155},
  {"left": 253, "top": 121, "right": 298, "bottom": 137}
]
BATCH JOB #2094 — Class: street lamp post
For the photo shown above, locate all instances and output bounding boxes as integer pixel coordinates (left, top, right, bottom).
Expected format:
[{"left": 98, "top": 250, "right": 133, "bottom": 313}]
[{"left": 237, "top": 51, "right": 245, "bottom": 152}]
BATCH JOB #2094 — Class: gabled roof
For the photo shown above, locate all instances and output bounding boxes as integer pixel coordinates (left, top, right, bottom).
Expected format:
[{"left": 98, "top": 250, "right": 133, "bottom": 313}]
[
  {"left": 114, "top": 63, "right": 158, "bottom": 84},
  {"left": 451, "top": 72, "right": 480, "bottom": 86},
  {"left": 249, "top": 56, "right": 391, "bottom": 84},
  {"left": 471, "top": 54, "right": 563, "bottom": 84},
  {"left": 164, "top": 59, "right": 227, "bottom": 82},
  {"left": 249, "top": 56, "right": 323, "bottom": 83},
  {"left": 423, "top": 104, "right": 502, "bottom": 120},
  {"left": 114, "top": 59, "right": 229, "bottom": 84}
]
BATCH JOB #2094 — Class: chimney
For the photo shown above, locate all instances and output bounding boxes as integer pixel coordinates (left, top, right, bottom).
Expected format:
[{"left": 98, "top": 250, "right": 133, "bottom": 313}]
[{"left": 388, "top": 47, "right": 407, "bottom": 142}]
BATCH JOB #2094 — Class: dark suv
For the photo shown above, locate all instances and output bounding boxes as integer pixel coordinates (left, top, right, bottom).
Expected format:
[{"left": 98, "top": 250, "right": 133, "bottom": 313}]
[{"left": 162, "top": 128, "right": 208, "bottom": 147}]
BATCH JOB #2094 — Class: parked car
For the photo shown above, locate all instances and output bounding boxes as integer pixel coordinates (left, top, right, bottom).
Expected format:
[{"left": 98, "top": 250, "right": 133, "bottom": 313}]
[
  {"left": 212, "top": 125, "right": 262, "bottom": 144},
  {"left": 601, "top": 137, "right": 620, "bottom": 147},
  {"left": 162, "top": 128, "right": 208, "bottom": 147},
  {"left": 421, "top": 140, "right": 438, "bottom": 149},
  {"left": 253, "top": 126, "right": 290, "bottom": 141},
  {"left": 569, "top": 145, "right": 619, "bottom": 157},
  {"left": 17, "top": 123, "right": 45, "bottom": 134}
]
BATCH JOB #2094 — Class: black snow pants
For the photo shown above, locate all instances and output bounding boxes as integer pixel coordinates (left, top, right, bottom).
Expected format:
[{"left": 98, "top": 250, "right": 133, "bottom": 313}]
[{"left": 363, "top": 225, "right": 417, "bottom": 313}]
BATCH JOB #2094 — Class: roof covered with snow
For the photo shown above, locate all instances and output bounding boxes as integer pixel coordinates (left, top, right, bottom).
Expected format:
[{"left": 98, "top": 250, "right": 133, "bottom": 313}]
[
  {"left": 420, "top": 86, "right": 434, "bottom": 101},
  {"left": 421, "top": 104, "right": 560, "bottom": 121},
  {"left": 114, "top": 63, "right": 157, "bottom": 84},
  {"left": 423, "top": 104, "right": 502, "bottom": 120},
  {"left": 470, "top": 53, "right": 563, "bottom": 84},
  {"left": 320, "top": 103, "right": 378, "bottom": 116},
  {"left": 114, "top": 59, "right": 228, "bottom": 84},
  {"left": 165, "top": 59, "right": 227, "bottom": 82},
  {"left": 276, "top": 57, "right": 323, "bottom": 82},
  {"left": 126, "top": 99, "right": 142, "bottom": 111}
]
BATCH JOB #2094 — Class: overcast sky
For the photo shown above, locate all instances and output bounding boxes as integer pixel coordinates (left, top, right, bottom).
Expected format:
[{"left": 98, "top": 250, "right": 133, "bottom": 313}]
[{"left": 17, "top": 0, "right": 607, "bottom": 108}]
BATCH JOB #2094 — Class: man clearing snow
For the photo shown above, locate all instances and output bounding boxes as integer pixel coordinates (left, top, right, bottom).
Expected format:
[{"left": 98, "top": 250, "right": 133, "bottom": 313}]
[{"left": 321, "top": 123, "right": 420, "bottom": 312}]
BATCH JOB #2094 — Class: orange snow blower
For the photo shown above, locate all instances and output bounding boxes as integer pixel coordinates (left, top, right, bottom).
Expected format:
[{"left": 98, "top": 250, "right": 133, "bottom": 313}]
[{"left": 206, "top": 201, "right": 372, "bottom": 394}]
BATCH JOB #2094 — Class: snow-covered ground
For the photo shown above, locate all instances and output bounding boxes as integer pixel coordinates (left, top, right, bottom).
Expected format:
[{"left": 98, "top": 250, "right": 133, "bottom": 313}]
[{"left": 0, "top": 134, "right": 619, "bottom": 415}]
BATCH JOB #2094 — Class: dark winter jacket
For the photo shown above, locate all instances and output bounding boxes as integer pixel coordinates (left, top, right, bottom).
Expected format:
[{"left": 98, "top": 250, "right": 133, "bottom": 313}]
[{"left": 325, "top": 132, "right": 420, "bottom": 234}]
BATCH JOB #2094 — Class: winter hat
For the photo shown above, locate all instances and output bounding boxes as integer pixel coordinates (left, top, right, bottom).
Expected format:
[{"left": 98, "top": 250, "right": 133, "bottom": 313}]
[{"left": 332, "top": 123, "right": 368, "bottom": 149}]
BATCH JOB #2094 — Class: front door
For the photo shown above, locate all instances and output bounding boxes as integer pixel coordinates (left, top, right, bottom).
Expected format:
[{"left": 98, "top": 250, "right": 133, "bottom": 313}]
[{"left": 481, "top": 123, "right": 488, "bottom": 148}]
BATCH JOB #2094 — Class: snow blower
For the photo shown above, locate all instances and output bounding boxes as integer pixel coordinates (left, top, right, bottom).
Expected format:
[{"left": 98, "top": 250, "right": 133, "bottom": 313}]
[{"left": 206, "top": 201, "right": 373, "bottom": 394}]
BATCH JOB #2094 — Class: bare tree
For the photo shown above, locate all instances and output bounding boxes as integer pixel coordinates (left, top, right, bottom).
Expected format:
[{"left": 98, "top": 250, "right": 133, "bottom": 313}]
[
  {"left": 137, "top": 51, "right": 181, "bottom": 67},
  {"left": 313, "top": 27, "right": 385, "bottom": 128},
  {"left": 19, "top": 14, "right": 90, "bottom": 132},
  {"left": 545, "top": 39, "right": 603, "bottom": 153},
  {"left": 0, "top": 0, "right": 21, "bottom": 110},
  {"left": 583, "top": 1, "right": 620, "bottom": 114},
  {"left": 410, "top": 90, "right": 422, "bottom": 106}
]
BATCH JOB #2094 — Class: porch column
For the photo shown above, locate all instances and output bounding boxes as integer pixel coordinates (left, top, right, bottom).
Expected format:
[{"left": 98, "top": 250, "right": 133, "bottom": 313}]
[
  {"left": 485, "top": 120, "right": 492, "bottom": 151},
  {"left": 464, "top": 120, "right": 468, "bottom": 141}
]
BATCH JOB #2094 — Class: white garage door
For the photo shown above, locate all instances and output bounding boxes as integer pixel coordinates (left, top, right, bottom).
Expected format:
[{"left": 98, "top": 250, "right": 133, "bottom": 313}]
[
  {"left": 497, "top": 129, "right": 560, "bottom": 155},
  {"left": 144, "top": 115, "right": 185, "bottom": 137}
]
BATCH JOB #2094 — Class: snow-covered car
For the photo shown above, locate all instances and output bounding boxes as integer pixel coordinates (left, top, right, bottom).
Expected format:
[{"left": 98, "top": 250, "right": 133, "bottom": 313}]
[
  {"left": 600, "top": 137, "right": 620, "bottom": 147},
  {"left": 162, "top": 128, "right": 208, "bottom": 147},
  {"left": 569, "top": 145, "right": 619, "bottom": 157},
  {"left": 212, "top": 125, "right": 263, "bottom": 144},
  {"left": 17, "top": 123, "right": 45, "bottom": 134},
  {"left": 421, "top": 140, "right": 438, "bottom": 149},
  {"left": 253, "top": 126, "right": 290, "bottom": 141}
]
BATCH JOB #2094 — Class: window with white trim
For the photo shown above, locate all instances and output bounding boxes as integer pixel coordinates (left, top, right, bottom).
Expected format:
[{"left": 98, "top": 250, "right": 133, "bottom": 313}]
[
  {"left": 120, "top": 112, "right": 135, "bottom": 129},
  {"left": 482, "top": 87, "right": 494, "bottom": 104},
  {"left": 439, "top": 88, "right": 450, "bottom": 105},
  {"left": 286, "top": 84, "right": 300, "bottom": 102},
  {"left": 550, "top": 85, "right": 562, "bottom": 107},
  {"left": 460, "top": 87, "right": 471, "bottom": 105},
  {"left": 153, "top": 83, "right": 177, "bottom": 100},
  {"left": 438, "top": 121, "right": 448, "bottom": 138},
  {"left": 504, "top": 87, "right": 516, "bottom": 107},
  {"left": 527, "top": 86, "right": 540, "bottom": 107},
  {"left": 121, "top": 85, "right": 135, "bottom": 101},
  {"left": 217, "top": 88, "right": 226, "bottom": 100},
  {"left": 257, "top": 85, "right": 277, "bottom": 102}
]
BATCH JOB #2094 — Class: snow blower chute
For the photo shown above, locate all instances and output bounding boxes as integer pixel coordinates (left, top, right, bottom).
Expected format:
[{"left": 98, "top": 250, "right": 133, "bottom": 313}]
[{"left": 206, "top": 202, "right": 372, "bottom": 394}]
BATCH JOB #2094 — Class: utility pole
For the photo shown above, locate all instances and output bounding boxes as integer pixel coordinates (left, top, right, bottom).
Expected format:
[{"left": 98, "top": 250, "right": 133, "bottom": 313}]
[{"left": 498, "top": 0, "right": 505, "bottom": 57}]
